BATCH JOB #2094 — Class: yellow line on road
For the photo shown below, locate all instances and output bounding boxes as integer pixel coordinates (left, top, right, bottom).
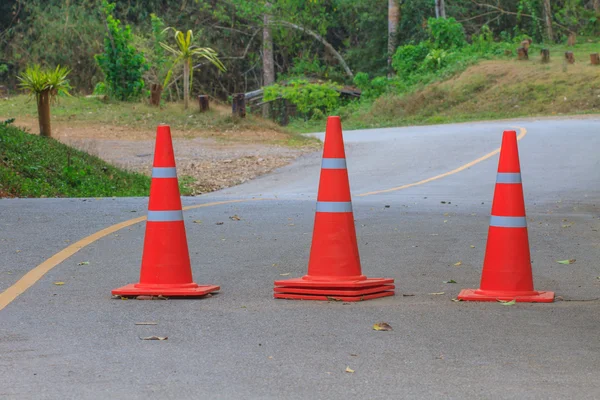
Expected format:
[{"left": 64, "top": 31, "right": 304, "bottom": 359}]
[
  {"left": 0, "top": 198, "right": 266, "bottom": 311},
  {"left": 357, "top": 126, "right": 527, "bottom": 197}
]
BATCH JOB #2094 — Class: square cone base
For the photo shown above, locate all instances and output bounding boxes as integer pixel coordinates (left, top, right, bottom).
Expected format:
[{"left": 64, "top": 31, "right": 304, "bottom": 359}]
[
  {"left": 112, "top": 283, "right": 220, "bottom": 298},
  {"left": 457, "top": 288, "right": 554, "bottom": 303},
  {"left": 274, "top": 277, "right": 394, "bottom": 302},
  {"left": 274, "top": 291, "right": 394, "bottom": 302}
]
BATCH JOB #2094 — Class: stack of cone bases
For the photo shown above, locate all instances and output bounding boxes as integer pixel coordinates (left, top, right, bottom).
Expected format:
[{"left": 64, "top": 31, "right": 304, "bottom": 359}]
[
  {"left": 112, "top": 125, "right": 219, "bottom": 297},
  {"left": 274, "top": 116, "right": 394, "bottom": 301},
  {"left": 458, "top": 130, "right": 554, "bottom": 303}
]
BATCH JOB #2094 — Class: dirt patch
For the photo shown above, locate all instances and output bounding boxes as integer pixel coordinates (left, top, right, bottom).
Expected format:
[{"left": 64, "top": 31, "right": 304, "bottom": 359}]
[{"left": 9, "top": 118, "right": 318, "bottom": 195}]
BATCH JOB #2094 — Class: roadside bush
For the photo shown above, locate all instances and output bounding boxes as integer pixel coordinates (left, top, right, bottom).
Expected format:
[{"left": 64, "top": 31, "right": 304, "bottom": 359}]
[
  {"left": 94, "top": 1, "right": 148, "bottom": 101},
  {"left": 392, "top": 43, "right": 430, "bottom": 77},
  {"left": 263, "top": 79, "right": 341, "bottom": 119},
  {"left": 427, "top": 17, "right": 466, "bottom": 49}
]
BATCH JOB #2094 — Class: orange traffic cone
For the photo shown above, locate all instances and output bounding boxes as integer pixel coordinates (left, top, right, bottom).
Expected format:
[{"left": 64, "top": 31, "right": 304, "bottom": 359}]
[
  {"left": 458, "top": 130, "right": 554, "bottom": 302},
  {"left": 274, "top": 116, "right": 394, "bottom": 301},
  {"left": 112, "top": 125, "right": 219, "bottom": 297}
]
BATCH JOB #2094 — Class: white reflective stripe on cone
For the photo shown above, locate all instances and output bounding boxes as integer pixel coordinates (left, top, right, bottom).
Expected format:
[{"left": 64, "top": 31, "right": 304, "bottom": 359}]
[
  {"left": 152, "top": 167, "right": 178, "bottom": 178},
  {"left": 496, "top": 172, "right": 522, "bottom": 183},
  {"left": 147, "top": 210, "right": 184, "bottom": 222},
  {"left": 321, "top": 158, "right": 347, "bottom": 169},
  {"left": 489, "top": 216, "right": 527, "bottom": 228},
  {"left": 315, "top": 201, "right": 353, "bottom": 213}
]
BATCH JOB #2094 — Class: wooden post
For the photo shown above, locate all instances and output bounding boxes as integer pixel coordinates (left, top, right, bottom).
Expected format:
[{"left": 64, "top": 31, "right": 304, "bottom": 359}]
[
  {"left": 590, "top": 53, "right": 600, "bottom": 65},
  {"left": 540, "top": 49, "right": 550, "bottom": 63},
  {"left": 150, "top": 84, "right": 163, "bottom": 106},
  {"left": 232, "top": 93, "right": 246, "bottom": 118},
  {"left": 198, "top": 95, "right": 209, "bottom": 112},
  {"left": 567, "top": 33, "right": 576, "bottom": 46},
  {"left": 517, "top": 47, "right": 528, "bottom": 60},
  {"left": 565, "top": 51, "right": 575, "bottom": 64}
]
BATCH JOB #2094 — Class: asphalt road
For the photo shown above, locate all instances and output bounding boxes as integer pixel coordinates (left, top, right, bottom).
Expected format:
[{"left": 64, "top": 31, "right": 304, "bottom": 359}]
[{"left": 1, "top": 118, "right": 599, "bottom": 399}]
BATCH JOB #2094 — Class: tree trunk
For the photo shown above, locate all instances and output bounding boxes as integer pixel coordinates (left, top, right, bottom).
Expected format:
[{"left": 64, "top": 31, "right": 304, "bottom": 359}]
[
  {"left": 232, "top": 93, "right": 246, "bottom": 118},
  {"left": 543, "top": 0, "right": 553, "bottom": 42},
  {"left": 198, "top": 95, "right": 210, "bottom": 112},
  {"left": 37, "top": 89, "right": 51, "bottom": 137},
  {"left": 435, "top": 0, "right": 446, "bottom": 18},
  {"left": 388, "top": 0, "right": 400, "bottom": 77},
  {"left": 595, "top": 0, "right": 599, "bottom": 13},
  {"left": 183, "top": 60, "right": 190, "bottom": 110},
  {"left": 262, "top": 7, "right": 275, "bottom": 119},
  {"left": 540, "top": 48, "right": 550, "bottom": 63},
  {"left": 150, "top": 84, "right": 163, "bottom": 106},
  {"left": 565, "top": 51, "right": 575, "bottom": 64}
]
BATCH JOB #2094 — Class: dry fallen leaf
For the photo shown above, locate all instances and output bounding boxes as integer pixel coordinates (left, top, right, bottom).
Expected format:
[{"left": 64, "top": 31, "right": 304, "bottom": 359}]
[
  {"left": 77, "top": 261, "right": 90, "bottom": 266},
  {"left": 451, "top": 298, "right": 463, "bottom": 302},
  {"left": 443, "top": 279, "right": 457, "bottom": 284},
  {"left": 53, "top": 282, "right": 65, "bottom": 286},
  {"left": 497, "top": 299, "right": 517, "bottom": 306},
  {"left": 279, "top": 273, "right": 290, "bottom": 276},
  {"left": 345, "top": 366, "right": 355, "bottom": 373},
  {"left": 557, "top": 259, "right": 576, "bottom": 265},
  {"left": 429, "top": 292, "right": 445, "bottom": 295},
  {"left": 140, "top": 336, "right": 168, "bottom": 341},
  {"left": 135, "top": 322, "right": 158, "bottom": 326},
  {"left": 470, "top": 245, "right": 475, "bottom": 248},
  {"left": 453, "top": 261, "right": 462, "bottom": 266},
  {"left": 216, "top": 222, "right": 224, "bottom": 225},
  {"left": 229, "top": 215, "right": 241, "bottom": 221},
  {"left": 373, "top": 322, "right": 393, "bottom": 331},
  {"left": 193, "top": 220, "right": 202, "bottom": 224}
]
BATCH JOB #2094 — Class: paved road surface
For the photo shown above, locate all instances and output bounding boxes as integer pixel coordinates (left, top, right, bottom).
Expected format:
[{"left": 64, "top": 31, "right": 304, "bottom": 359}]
[{"left": 1, "top": 119, "right": 599, "bottom": 399}]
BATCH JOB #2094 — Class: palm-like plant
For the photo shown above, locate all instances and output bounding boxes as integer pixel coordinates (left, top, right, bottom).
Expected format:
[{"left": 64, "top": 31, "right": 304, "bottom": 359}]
[
  {"left": 17, "top": 65, "right": 71, "bottom": 137},
  {"left": 161, "top": 28, "right": 225, "bottom": 110}
]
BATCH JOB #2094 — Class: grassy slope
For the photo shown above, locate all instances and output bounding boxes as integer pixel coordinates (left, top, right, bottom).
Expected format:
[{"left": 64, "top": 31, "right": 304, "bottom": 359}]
[
  {"left": 0, "top": 124, "right": 159, "bottom": 198},
  {"left": 291, "top": 41, "right": 600, "bottom": 132}
]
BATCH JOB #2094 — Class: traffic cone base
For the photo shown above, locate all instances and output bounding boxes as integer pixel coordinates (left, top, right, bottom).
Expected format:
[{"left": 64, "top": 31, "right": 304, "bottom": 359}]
[
  {"left": 274, "top": 291, "right": 394, "bottom": 302},
  {"left": 112, "top": 283, "right": 220, "bottom": 297},
  {"left": 457, "top": 288, "right": 554, "bottom": 303},
  {"left": 274, "top": 284, "right": 395, "bottom": 296},
  {"left": 275, "top": 276, "right": 394, "bottom": 288}
]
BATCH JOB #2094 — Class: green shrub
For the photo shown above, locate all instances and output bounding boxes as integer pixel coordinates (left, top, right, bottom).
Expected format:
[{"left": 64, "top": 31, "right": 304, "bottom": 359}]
[
  {"left": 427, "top": 17, "right": 466, "bottom": 49},
  {"left": 263, "top": 79, "right": 341, "bottom": 118},
  {"left": 94, "top": 1, "right": 148, "bottom": 101},
  {"left": 392, "top": 43, "right": 430, "bottom": 77}
]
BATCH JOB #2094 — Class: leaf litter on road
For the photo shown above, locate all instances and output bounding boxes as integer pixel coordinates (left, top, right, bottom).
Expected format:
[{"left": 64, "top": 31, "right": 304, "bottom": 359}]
[
  {"left": 345, "top": 366, "right": 355, "bottom": 373},
  {"left": 453, "top": 261, "right": 462, "bottom": 266},
  {"left": 373, "top": 322, "right": 393, "bottom": 331},
  {"left": 77, "top": 261, "right": 90, "bottom": 265},
  {"left": 429, "top": 292, "right": 445, "bottom": 295},
  {"left": 135, "top": 322, "right": 158, "bottom": 326},
  {"left": 443, "top": 279, "right": 457, "bottom": 284},
  {"left": 557, "top": 259, "right": 576, "bottom": 265},
  {"left": 140, "top": 336, "right": 168, "bottom": 341},
  {"left": 53, "top": 282, "right": 65, "bottom": 286},
  {"left": 497, "top": 299, "right": 517, "bottom": 306}
]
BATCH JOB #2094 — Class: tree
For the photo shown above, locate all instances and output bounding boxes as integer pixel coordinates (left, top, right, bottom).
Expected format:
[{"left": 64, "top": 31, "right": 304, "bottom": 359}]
[
  {"left": 17, "top": 65, "right": 71, "bottom": 137},
  {"left": 263, "top": 2, "right": 275, "bottom": 117},
  {"left": 543, "top": 0, "right": 554, "bottom": 41},
  {"left": 388, "top": 0, "right": 400, "bottom": 77},
  {"left": 95, "top": 1, "right": 148, "bottom": 101},
  {"left": 161, "top": 28, "right": 226, "bottom": 110},
  {"left": 435, "top": 0, "right": 446, "bottom": 18}
]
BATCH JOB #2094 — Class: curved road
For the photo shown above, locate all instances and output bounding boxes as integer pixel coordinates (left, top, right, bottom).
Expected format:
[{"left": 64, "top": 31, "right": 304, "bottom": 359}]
[{"left": 1, "top": 119, "right": 599, "bottom": 399}]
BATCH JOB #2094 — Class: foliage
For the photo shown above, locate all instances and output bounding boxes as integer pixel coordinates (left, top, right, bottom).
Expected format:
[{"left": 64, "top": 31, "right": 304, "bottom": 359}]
[
  {"left": 144, "top": 13, "right": 170, "bottom": 86},
  {"left": 392, "top": 43, "right": 431, "bottom": 78},
  {"left": 427, "top": 17, "right": 467, "bottom": 49},
  {"left": 17, "top": 64, "right": 71, "bottom": 101},
  {"left": 264, "top": 79, "right": 341, "bottom": 119},
  {"left": 353, "top": 73, "right": 389, "bottom": 99},
  {"left": 160, "top": 27, "right": 225, "bottom": 90},
  {"left": 94, "top": 1, "right": 148, "bottom": 100},
  {"left": 0, "top": 124, "right": 152, "bottom": 197}
]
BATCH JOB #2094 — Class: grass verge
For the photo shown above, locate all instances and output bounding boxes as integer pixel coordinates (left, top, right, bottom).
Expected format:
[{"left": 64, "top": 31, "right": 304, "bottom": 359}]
[{"left": 0, "top": 123, "right": 186, "bottom": 198}]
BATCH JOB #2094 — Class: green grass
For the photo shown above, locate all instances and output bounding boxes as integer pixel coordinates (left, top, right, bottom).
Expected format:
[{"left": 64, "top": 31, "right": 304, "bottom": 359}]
[
  {"left": 288, "top": 38, "right": 600, "bottom": 133},
  {"left": 0, "top": 123, "right": 188, "bottom": 198},
  {"left": 0, "top": 95, "right": 316, "bottom": 147}
]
